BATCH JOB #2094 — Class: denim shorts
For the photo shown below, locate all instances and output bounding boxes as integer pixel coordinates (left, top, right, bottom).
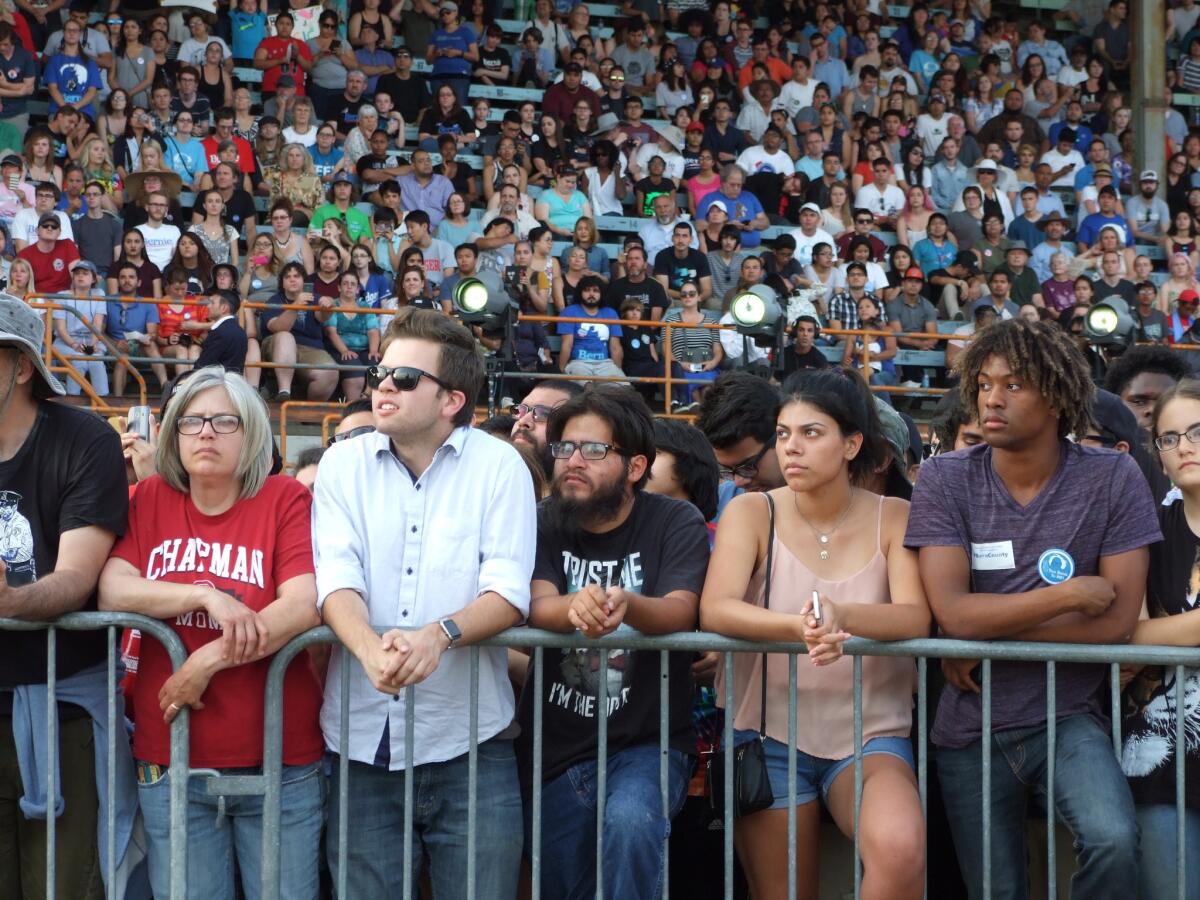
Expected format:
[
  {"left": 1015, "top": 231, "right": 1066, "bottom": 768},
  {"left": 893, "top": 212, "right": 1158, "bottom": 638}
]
[{"left": 731, "top": 730, "right": 914, "bottom": 808}]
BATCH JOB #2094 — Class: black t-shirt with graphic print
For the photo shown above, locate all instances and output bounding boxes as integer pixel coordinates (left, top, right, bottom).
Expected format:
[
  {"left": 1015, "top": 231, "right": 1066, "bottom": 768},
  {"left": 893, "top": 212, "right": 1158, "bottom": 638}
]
[
  {"left": 0, "top": 401, "right": 127, "bottom": 687},
  {"left": 517, "top": 491, "right": 709, "bottom": 784},
  {"left": 1123, "top": 496, "right": 1200, "bottom": 809}
]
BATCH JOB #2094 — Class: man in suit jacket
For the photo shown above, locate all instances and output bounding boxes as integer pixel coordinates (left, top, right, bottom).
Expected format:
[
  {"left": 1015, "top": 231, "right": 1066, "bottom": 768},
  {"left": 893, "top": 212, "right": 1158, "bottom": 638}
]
[{"left": 195, "top": 289, "right": 248, "bottom": 373}]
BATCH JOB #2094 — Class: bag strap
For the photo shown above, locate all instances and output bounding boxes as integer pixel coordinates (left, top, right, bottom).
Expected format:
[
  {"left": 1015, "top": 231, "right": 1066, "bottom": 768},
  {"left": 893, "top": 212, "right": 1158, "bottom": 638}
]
[{"left": 759, "top": 492, "right": 775, "bottom": 738}]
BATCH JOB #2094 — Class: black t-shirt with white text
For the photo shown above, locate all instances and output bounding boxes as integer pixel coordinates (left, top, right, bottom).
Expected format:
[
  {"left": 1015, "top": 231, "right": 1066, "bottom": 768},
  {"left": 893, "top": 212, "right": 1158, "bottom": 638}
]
[
  {"left": 0, "top": 402, "right": 127, "bottom": 687},
  {"left": 517, "top": 492, "right": 709, "bottom": 784},
  {"left": 653, "top": 247, "right": 711, "bottom": 291},
  {"left": 606, "top": 276, "right": 669, "bottom": 320},
  {"left": 478, "top": 45, "right": 511, "bottom": 79}
]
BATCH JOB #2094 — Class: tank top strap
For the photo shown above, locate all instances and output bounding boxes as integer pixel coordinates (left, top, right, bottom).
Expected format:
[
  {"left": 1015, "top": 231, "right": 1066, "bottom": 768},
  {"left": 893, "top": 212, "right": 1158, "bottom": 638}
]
[{"left": 874, "top": 491, "right": 885, "bottom": 552}]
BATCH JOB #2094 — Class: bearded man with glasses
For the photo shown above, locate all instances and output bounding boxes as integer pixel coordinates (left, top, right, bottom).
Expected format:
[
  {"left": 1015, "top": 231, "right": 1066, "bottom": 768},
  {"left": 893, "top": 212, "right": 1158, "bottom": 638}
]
[
  {"left": 509, "top": 378, "right": 584, "bottom": 478},
  {"left": 518, "top": 383, "right": 708, "bottom": 900},
  {"left": 314, "top": 307, "right": 536, "bottom": 900}
]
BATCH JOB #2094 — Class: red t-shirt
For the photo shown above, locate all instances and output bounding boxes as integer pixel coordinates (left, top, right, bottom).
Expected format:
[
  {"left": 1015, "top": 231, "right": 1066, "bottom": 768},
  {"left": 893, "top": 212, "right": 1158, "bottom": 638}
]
[
  {"left": 256, "top": 36, "right": 312, "bottom": 95},
  {"left": 111, "top": 474, "right": 323, "bottom": 767},
  {"left": 202, "top": 135, "right": 258, "bottom": 175},
  {"left": 157, "top": 301, "right": 207, "bottom": 340},
  {"left": 18, "top": 239, "right": 80, "bottom": 294}
]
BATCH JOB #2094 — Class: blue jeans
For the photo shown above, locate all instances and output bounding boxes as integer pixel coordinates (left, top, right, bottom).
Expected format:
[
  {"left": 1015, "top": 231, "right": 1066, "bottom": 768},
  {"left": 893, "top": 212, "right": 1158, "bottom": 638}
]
[
  {"left": 1136, "top": 803, "right": 1200, "bottom": 900},
  {"left": 936, "top": 715, "right": 1138, "bottom": 900},
  {"left": 326, "top": 737, "right": 523, "bottom": 900},
  {"left": 525, "top": 743, "right": 692, "bottom": 900},
  {"left": 670, "top": 361, "right": 718, "bottom": 405},
  {"left": 137, "top": 760, "right": 323, "bottom": 900}
]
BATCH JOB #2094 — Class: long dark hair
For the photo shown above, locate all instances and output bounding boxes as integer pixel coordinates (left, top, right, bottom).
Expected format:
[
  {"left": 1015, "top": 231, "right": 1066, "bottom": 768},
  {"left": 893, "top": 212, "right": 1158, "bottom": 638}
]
[{"left": 778, "top": 367, "right": 890, "bottom": 484}]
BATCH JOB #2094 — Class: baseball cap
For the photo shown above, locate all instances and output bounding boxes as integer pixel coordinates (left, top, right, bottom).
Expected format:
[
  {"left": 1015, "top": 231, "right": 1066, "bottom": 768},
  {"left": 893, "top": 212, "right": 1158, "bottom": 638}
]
[
  {"left": 846, "top": 261, "right": 867, "bottom": 275},
  {"left": 800, "top": 202, "right": 821, "bottom": 215},
  {"left": 706, "top": 199, "right": 729, "bottom": 214},
  {"left": 686, "top": 121, "right": 705, "bottom": 132},
  {"left": 902, "top": 267, "right": 924, "bottom": 280},
  {"left": 440, "top": 1, "right": 458, "bottom": 11},
  {"left": 1180, "top": 289, "right": 1200, "bottom": 305},
  {"left": 37, "top": 212, "right": 59, "bottom": 228},
  {"left": 874, "top": 398, "right": 915, "bottom": 478},
  {"left": 331, "top": 171, "right": 354, "bottom": 184},
  {"left": 0, "top": 153, "right": 20, "bottom": 168},
  {"left": 954, "top": 250, "right": 981, "bottom": 273},
  {"left": 929, "top": 93, "right": 946, "bottom": 104},
  {"left": 0, "top": 295, "right": 65, "bottom": 397},
  {"left": 1088, "top": 389, "right": 1139, "bottom": 450},
  {"left": 1141, "top": 170, "right": 1160, "bottom": 182},
  {"left": 970, "top": 298, "right": 1001, "bottom": 317},
  {"left": 276, "top": 75, "right": 296, "bottom": 88},
  {"left": 70, "top": 259, "right": 99, "bottom": 275}
]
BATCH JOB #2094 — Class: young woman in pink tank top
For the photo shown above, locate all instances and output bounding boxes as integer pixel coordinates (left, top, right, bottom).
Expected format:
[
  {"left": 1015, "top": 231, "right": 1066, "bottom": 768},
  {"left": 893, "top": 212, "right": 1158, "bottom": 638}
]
[{"left": 700, "top": 368, "right": 931, "bottom": 900}]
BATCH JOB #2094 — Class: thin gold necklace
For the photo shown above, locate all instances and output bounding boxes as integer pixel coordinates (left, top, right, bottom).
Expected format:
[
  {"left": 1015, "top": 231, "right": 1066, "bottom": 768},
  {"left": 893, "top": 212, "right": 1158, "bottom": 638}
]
[{"left": 793, "top": 489, "right": 856, "bottom": 561}]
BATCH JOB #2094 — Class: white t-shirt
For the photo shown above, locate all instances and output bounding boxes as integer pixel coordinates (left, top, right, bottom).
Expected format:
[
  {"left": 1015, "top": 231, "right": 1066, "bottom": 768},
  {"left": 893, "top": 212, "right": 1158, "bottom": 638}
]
[
  {"left": 12, "top": 208, "right": 73, "bottom": 246},
  {"left": 1056, "top": 65, "right": 1088, "bottom": 90},
  {"left": 779, "top": 79, "right": 817, "bottom": 118},
  {"left": 854, "top": 183, "right": 907, "bottom": 218},
  {"left": 1039, "top": 148, "right": 1085, "bottom": 188},
  {"left": 833, "top": 260, "right": 889, "bottom": 296},
  {"left": 136, "top": 222, "right": 181, "bottom": 270},
  {"left": 915, "top": 113, "right": 950, "bottom": 158},
  {"left": 282, "top": 126, "right": 318, "bottom": 148},
  {"left": 736, "top": 145, "right": 794, "bottom": 177},
  {"left": 176, "top": 36, "right": 232, "bottom": 67},
  {"left": 786, "top": 226, "right": 836, "bottom": 267},
  {"left": 634, "top": 145, "right": 685, "bottom": 182}
]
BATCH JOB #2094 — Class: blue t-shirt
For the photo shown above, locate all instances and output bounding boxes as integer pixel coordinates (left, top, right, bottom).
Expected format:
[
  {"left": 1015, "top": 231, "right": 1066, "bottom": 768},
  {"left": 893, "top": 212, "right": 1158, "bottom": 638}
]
[
  {"left": 1077, "top": 212, "right": 1134, "bottom": 248},
  {"left": 913, "top": 238, "right": 957, "bottom": 276},
  {"left": 556, "top": 305, "right": 622, "bottom": 362},
  {"left": 697, "top": 189, "right": 765, "bottom": 247},
  {"left": 229, "top": 10, "right": 268, "bottom": 60},
  {"left": 105, "top": 300, "right": 159, "bottom": 341},
  {"left": 429, "top": 25, "right": 477, "bottom": 78},
  {"left": 904, "top": 441, "right": 1161, "bottom": 749},
  {"left": 0, "top": 45, "right": 36, "bottom": 117},
  {"left": 43, "top": 51, "right": 103, "bottom": 118},
  {"left": 358, "top": 272, "right": 393, "bottom": 309},
  {"left": 163, "top": 136, "right": 210, "bottom": 183},
  {"left": 260, "top": 292, "right": 327, "bottom": 349},
  {"left": 1048, "top": 121, "right": 1093, "bottom": 153},
  {"left": 308, "top": 146, "right": 344, "bottom": 179}
]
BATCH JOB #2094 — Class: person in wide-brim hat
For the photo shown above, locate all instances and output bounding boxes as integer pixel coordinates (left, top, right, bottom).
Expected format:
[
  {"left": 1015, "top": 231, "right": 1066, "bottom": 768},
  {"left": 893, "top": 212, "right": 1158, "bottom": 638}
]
[{"left": 124, "top": 169, "right": 184, "bottom": 201}]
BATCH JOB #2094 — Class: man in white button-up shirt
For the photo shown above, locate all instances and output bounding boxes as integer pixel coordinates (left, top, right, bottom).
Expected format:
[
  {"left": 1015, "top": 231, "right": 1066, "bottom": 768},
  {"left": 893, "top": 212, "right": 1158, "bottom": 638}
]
[{"left": 313, "top": 308, "right": 537, "bottom": 899}]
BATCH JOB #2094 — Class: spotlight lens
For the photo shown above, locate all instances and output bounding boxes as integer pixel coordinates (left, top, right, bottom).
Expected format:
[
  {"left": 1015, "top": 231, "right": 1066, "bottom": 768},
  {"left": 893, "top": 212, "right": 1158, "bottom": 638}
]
[
  {"left": 455, "top": 279, "right": 489, "bottom": 314},
  {"left": 731, "top": 292, "right": 766, "bottom": 326},
  {"left": 1087, "top": 306, "right": 1119, "bottom": 335}
]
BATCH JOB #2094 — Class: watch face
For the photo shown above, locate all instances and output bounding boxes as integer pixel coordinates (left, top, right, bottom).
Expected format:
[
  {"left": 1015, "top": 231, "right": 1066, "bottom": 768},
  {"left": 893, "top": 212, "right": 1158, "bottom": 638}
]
[{"left": 442, "top": 619, "right": 463, "bottom": 643}]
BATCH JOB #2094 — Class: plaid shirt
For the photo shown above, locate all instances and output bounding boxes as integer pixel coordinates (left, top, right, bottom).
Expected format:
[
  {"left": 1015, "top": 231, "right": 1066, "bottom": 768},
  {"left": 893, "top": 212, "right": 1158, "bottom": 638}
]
[{"left": 827, "top": 290, "right": 887, "bottom": 330}]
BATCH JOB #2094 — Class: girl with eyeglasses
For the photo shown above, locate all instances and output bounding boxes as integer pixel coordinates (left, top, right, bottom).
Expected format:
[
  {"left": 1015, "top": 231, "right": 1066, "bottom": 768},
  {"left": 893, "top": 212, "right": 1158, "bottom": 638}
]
[
  {"left": 97, "top": 88, "right": 129, "bottom": 148},
  {"left": 267, "top": 199, "right": 314, "bottom": 272},
  {"left": 1123, "top": 377, "right": 1200, "bottom": 900}
]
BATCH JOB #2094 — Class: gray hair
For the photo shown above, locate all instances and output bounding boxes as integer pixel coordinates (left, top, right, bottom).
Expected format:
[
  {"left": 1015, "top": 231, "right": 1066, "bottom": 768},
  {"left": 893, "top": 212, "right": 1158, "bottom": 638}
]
[
  {"left": 156, "top": 367, "right": 273, "bottom": 500},
  {"left": 357, "top": 103, "right": 378, "bottom": 119}
]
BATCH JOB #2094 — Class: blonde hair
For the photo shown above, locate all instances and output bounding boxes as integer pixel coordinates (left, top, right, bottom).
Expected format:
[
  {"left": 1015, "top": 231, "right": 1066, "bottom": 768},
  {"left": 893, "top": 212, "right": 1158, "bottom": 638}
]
[
  {"left": 137, "top": 139, "right": 165, "bottom": 172},
  {"left": 156, "top": 367, "right": 274, "bottom": 499},
  {"left": 280, "top": 142, "right": 315, "bottom": 176},
  {"left": 6, "top": 258, "right": 35, "bottom": 296},
  {"left": 79, "top": 135, "right": 115, "bottom": 181}
]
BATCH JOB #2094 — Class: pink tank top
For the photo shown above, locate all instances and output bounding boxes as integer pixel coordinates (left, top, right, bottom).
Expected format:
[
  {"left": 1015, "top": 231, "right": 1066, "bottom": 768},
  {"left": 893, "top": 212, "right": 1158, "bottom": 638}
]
[{"left": 717, "top": 494, "right": 915, "bottom": 759}]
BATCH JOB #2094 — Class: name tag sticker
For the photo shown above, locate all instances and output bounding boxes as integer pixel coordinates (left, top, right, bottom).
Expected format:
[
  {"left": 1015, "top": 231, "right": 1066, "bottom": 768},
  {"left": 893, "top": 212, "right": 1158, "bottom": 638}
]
[{"left": 970, "top": 540, "right": 1016, "bottom": 570}]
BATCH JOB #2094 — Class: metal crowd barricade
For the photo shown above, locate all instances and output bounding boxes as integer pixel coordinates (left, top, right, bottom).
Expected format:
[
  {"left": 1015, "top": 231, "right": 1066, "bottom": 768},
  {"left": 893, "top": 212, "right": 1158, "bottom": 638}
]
[
  {"left": 256, "top": 628, "right": 1200, "bottom": 900},
  {"left": 0, "top": 612, "right": 191, "bottom": 900}
]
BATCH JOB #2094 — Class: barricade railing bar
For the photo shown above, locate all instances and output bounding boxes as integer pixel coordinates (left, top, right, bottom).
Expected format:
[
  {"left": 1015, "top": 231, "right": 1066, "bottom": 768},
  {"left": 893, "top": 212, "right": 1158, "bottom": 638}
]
[
  {"left": 0, "top": 612, "right": 190, "bottom": 900},
  {"left": 254, "top": 627, "right": 1200, "bottom": 900}
]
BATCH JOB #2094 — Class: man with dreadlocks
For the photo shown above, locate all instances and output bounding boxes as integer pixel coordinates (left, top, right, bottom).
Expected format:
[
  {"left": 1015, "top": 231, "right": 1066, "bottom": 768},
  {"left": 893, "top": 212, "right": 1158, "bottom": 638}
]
[{"left": 902, "top": 318, "right": 1160, "bottom": 900}]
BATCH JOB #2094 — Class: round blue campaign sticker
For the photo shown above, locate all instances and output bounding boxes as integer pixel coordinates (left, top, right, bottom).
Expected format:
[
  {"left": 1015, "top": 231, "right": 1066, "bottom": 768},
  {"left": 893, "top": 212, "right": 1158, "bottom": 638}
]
[
  {"left": 631, "top": 338, "right": 641, "bottom": 349},
  {"left": 1038, "top": 548, "right": 1075, "bottom": 585}
]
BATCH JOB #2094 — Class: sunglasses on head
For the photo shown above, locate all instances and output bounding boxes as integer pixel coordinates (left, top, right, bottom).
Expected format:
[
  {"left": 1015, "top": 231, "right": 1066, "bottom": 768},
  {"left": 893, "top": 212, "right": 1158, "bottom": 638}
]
[{"left": 366, "top": 364, "right": 453, "bottom": 392}]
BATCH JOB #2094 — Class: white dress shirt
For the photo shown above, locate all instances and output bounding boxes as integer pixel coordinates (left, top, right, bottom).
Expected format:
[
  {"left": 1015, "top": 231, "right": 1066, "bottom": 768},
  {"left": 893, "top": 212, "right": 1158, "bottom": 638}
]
[{"left": 313, "top": 426, "right": 537, "bottom": 769}]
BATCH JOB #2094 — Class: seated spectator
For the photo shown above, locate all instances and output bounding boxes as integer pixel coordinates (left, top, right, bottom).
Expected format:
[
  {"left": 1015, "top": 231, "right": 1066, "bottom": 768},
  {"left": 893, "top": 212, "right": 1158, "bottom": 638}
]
[
  {"left": 194, "top": 287, "right": 249, "bottom": 374},
  {"left": 99, "top": 366, "right": 323, "bottom": 900},
  {"left": 841, "top": 293, "right": 898, "bottom": 395},
  {"left": 17, "top": 210, "right": 79, "bottom": 292},
  {"left": 259, "top": 261, "right": 338, "bottom": 402},
  {"left": 556, "top": 274, "right": 624, "bottom": 379},
  {"left": 268, "top": 144, "right": 324, "bottom": 226},
  {"left": 662, "top": 278, "right": 722, "bottom": 409},
  {"left": 535, "top": 165, "right": 592, "bottom": 239},
  {"left": 309, "top": 172, "right": 373, "bottom": 243},
  {"left": 155, "top": 267, "right": 207, "bottom": 377},
  {"left": 324, "top": 270, "right": 380, "bottom": 400},
  {"left": 52, "top": 259, "right": 108, "bottom": 396},
  {"left": 107, "top": 261, "right": 166, "bottom": 393},
  {"left": 697, "top": 165, "right": 768, "bottom": 248}
]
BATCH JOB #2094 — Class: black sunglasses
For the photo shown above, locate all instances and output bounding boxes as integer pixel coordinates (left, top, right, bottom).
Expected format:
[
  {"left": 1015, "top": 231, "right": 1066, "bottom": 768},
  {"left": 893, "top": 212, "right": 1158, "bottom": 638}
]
[
  {"left": 366, "top": 364, "right": 454, "bottom": 392},
  {"left": 328, "top": 424, "right": 376, "bottom": 446}
]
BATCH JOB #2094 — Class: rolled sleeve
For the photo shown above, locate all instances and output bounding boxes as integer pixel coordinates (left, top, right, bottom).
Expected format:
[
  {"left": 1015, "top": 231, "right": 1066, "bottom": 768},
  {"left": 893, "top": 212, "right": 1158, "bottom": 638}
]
[
  {"left": 311, "top": 449, "right": 369, "bottom": 609},
  {"left": 475, "top": 448, "right": 537, "bottom": 616}
]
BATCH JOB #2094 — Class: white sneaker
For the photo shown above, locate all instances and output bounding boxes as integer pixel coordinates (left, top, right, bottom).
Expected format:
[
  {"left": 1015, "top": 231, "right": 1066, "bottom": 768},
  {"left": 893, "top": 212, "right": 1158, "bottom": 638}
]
[{"left": 898, "top": 380, "right": 921, "bottom": 389}]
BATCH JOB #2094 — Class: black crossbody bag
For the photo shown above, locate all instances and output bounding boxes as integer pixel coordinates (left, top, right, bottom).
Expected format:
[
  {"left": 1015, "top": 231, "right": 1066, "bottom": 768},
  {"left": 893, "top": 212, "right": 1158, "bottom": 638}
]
[{"left": 705, "top": 493, "right": 775, "bottom": 818}]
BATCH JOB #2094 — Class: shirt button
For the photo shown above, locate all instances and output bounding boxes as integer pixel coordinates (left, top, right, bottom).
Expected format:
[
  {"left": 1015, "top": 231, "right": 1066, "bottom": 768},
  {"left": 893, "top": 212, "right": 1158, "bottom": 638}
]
[
  {"left": 415, "top": 484, "right": 421, "bottom": 491},
  {"left": 406, "top": 567, "right": 413, "bottom": 575},
  {"left": 411, "top": 526, "right": 417, "bottom": 533},
  {"left": 402, "top": 610, "right": 408, "bottom": 617}
]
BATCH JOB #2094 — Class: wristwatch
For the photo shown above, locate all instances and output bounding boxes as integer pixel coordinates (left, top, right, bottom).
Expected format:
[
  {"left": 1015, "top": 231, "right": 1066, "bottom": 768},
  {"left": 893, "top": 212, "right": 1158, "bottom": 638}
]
[{"left": 438, "top": 618, "right": 462, "bottom": 651}]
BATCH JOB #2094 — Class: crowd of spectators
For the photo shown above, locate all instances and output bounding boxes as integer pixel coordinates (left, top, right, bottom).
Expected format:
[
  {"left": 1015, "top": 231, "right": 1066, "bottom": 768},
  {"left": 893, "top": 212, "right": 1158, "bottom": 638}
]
[{"left": 6, "top": 1, "right": 1200, "bottom": 900}]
